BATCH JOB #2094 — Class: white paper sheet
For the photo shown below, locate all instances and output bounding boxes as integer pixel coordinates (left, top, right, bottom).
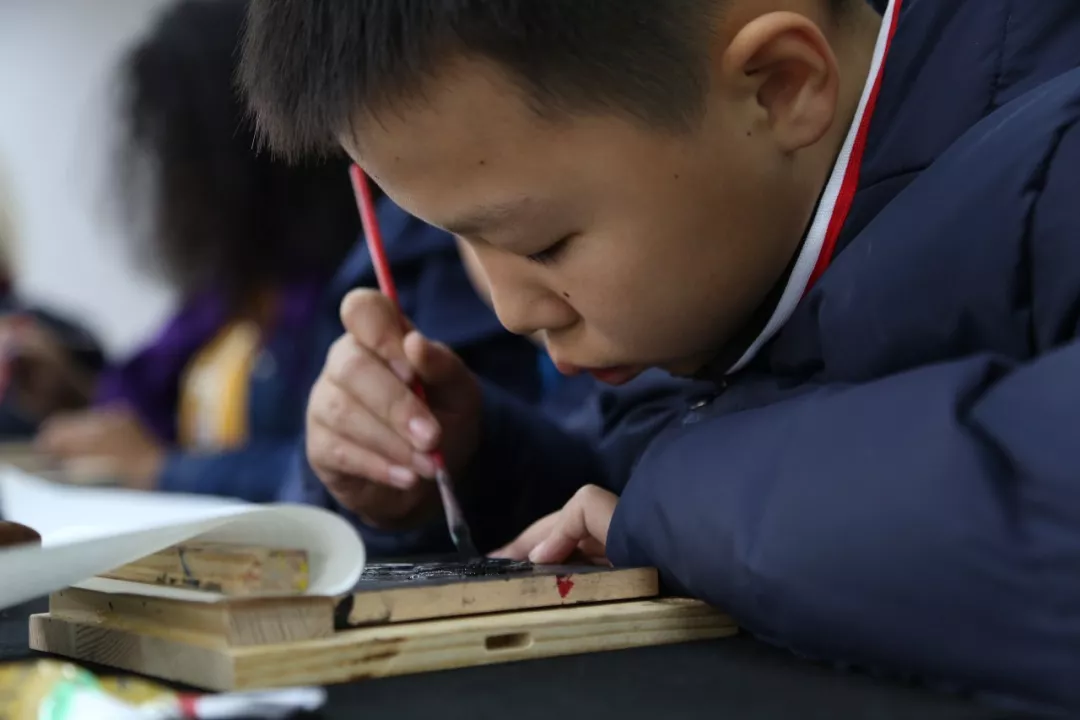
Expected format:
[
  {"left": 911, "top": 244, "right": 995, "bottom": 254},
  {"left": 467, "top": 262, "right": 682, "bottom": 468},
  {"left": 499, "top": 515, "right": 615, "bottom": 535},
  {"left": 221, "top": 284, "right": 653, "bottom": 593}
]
[{"left": 0, "top": 467, "right": 366, "bottom": 609}]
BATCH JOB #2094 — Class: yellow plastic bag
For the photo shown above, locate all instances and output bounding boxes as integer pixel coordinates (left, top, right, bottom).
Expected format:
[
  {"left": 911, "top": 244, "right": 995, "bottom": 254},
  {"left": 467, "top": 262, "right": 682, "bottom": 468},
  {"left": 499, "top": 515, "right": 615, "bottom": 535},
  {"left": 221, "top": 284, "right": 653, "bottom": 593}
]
[
  {"left": 0, "top": 659, "right": 175, "bottom": 719},
  {"left": 0, "top": 658, "right": 325, "bottom": 719}
]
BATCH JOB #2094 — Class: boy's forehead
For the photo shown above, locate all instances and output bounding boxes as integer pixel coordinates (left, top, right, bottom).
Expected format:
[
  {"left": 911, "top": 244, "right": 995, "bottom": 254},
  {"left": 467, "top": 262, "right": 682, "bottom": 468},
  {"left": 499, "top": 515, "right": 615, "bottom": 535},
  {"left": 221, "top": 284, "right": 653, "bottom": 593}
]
[
  {"left": 350, "top": 115, "right": 551, "bottom": 239},
  {"left": 344, "top": 65, "right": 517, "bottom": 178},
  {"left": 346, "top": 60, "right": 529, "bottom": 162},
  {"left": 341, "top": 59, "right": 580, "bottom": 230},
  {"left": 341, "top": 54, "right": 692, "bottom": 235}
]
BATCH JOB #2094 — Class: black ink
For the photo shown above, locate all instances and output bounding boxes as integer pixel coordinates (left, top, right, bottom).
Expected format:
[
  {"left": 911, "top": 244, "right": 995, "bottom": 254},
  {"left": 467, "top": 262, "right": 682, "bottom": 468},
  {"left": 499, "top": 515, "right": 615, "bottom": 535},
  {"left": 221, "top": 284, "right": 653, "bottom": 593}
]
[{"left": 360, "top": 558, "right": 533, "bottom": 582}]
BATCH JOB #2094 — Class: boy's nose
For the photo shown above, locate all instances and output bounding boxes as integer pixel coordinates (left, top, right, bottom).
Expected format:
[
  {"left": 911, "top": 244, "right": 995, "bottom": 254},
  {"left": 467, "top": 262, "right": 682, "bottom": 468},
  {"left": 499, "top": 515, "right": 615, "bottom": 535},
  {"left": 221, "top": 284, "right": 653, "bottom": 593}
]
[
  {"left": 492, "top": 293, "right": 545, "bottom": 337},
  {"left": 488, "top": 277, "right": 575, "bottom": 338}
]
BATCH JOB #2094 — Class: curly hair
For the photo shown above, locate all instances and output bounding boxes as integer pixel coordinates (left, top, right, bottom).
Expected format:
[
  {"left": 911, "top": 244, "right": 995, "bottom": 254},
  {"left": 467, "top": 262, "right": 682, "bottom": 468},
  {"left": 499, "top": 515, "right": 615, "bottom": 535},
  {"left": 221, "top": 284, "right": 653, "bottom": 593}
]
[{"left": 114, "top": 0, "right": 361, "bottom": 307}]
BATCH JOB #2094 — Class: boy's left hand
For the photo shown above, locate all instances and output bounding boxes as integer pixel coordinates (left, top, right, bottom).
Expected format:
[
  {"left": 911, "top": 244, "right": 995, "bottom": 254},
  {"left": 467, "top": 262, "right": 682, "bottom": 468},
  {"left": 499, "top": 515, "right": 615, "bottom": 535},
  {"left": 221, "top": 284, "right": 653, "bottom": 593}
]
[{"left": 491, "top": 485, "right": 618, "bottom": 565}]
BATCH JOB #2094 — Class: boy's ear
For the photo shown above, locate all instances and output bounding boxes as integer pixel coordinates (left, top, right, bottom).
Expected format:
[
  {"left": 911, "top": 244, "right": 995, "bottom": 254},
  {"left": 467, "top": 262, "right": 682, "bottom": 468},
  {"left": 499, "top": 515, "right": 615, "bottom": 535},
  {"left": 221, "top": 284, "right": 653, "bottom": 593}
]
[{"left": 719, "top": 12, "right": 840, "bottom": 154}]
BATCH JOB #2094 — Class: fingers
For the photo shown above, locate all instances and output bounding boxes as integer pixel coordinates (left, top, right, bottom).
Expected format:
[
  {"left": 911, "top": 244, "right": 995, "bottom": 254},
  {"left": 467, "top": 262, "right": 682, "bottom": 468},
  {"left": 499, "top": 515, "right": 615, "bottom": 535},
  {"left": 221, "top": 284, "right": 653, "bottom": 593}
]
[
  {"left": 307, "top": 425, "right": 415, "bottom": 491},
  {"left": 308, "top": 360, "right": 427, "bottom": 473},
  {"left": 403, "top": 331, "right": 469, "bottom": 389},
  {"left": 529, "top": 486, "right": 618, "bottom": 565},
  {"left": 306, "top": 421, "right": 440, "bottom": 530},
  {"left": 488, "top": 486, "right": 618, "bottom": 565},
  {"left": 488, "top": 511, "right": 562, "bottom": 560},
  {"left": 339, "top": 289, "right": 415, "bottom": 383},
  {"left": 335, "top": 290, "right": 475, "bottom": 453},
  {"left": 36, "top": 411, "right": 99, "bottom": 456},
  {"left": 61, "top": 456, "right": 122, "bottom": 486},
  {"left": 313, "top": 290, "right": 480, "bottom": 526},
  {"left": 37, "top": 407, "right": 138, "bottom": 456},
  {"left": 322, "top": 335, "right": 442, "bottom": 455},
  {"left": 307, "top": 332, "right": 446, "bottom": 494},
  {"left": 575, "top": 538, "right": 610, "bottom": 564}
]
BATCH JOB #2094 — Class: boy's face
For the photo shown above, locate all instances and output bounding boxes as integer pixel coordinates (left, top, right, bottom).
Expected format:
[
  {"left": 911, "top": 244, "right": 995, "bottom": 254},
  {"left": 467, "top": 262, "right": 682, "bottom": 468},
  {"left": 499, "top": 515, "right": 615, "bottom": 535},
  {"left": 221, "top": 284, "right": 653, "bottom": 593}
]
[{"left": 347, "top": 45, "right": 837, "bottom": 382}]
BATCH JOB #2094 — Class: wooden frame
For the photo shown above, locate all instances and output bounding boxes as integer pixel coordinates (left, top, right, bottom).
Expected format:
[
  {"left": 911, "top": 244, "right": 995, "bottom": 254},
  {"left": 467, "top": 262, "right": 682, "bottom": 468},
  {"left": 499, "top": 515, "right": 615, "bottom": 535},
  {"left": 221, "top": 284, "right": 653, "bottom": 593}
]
[
  {"left": 29, "top": 565, "right": 737, "bottom": 690},
  {"left": 31, "top": 598, "right": 736, "bottom": 691}
]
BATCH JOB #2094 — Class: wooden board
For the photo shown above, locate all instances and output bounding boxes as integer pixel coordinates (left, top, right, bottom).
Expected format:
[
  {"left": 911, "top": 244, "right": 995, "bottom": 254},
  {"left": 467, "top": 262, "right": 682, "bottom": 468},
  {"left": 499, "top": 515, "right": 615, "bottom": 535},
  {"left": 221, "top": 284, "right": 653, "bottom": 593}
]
[
  {"left": 54, "top": 564, "right": 659, "bottom": 645},
  {"left": 340, "top": 564, "right": 659, "bottom": 627},
  {"left": 47, "top": 587, "right": 334, "bottom": 647},
  {"left": 30, "top": 598, "right": 737, "bottom": 691},
  {"left": 100, "top": 542, "right": 310, "bottom": 596}
]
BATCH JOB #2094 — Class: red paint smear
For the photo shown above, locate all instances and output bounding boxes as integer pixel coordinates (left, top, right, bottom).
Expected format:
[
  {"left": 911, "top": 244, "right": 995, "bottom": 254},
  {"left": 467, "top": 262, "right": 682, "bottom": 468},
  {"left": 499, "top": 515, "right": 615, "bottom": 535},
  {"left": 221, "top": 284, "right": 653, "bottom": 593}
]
[
  {"left": 177, "top": 694, "right": 199, "bottom": 718},
  {"left": 555, "top": 574, "right": 574, "bottom": 598}
]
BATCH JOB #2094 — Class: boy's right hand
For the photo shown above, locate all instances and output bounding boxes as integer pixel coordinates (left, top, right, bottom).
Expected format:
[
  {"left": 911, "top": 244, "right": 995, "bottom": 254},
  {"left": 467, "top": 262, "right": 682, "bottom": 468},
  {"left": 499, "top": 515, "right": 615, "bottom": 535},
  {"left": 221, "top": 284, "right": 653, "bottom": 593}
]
[{"left": 306, "top": 289, "right": 483, "bottom": 530}]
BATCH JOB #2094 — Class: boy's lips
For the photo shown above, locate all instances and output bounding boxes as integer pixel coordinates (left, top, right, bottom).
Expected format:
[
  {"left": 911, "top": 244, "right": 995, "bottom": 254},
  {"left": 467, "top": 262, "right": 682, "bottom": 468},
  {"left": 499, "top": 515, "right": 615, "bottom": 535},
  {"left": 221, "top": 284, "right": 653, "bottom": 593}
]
[{"left": 553, "top": 361, "right": 642, "bottom": 386}]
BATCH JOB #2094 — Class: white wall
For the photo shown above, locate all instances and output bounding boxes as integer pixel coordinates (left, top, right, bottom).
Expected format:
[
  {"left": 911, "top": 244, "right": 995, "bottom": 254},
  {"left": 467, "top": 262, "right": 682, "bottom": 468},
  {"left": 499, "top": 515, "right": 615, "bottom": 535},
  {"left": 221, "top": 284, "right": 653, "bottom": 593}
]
[{"left": 0, "top": 0, "right": 177, "bottom": 356}]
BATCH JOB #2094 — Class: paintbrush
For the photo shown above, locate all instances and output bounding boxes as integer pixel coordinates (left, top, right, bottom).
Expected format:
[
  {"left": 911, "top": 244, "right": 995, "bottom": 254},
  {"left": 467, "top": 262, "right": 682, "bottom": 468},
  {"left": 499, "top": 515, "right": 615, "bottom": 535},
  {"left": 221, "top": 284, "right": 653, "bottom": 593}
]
[{"left": 348, "top": 165, "right": 480, "bottom": 559}]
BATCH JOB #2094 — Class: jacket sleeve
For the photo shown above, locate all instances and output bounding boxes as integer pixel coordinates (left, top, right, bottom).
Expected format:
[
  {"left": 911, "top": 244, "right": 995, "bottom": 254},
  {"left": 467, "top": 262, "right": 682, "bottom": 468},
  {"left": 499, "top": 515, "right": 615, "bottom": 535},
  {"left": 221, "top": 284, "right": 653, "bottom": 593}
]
[
  {"left": 607, "top": 347, "right": 1080, "bottom": 711},
  {"left": 157, "top": 440, "right": 297, "bottom": 503},
  {"left": 607, "top": 120, "right": 1080, "bottom": 714}
]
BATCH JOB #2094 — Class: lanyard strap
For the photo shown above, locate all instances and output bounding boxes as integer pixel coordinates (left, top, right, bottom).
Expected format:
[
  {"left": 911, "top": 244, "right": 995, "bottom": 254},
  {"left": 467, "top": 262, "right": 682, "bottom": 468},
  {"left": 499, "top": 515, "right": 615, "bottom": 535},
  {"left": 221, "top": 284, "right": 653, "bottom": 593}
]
[{"left": 727, "top": 0, "right": 904, "bottom": 374}]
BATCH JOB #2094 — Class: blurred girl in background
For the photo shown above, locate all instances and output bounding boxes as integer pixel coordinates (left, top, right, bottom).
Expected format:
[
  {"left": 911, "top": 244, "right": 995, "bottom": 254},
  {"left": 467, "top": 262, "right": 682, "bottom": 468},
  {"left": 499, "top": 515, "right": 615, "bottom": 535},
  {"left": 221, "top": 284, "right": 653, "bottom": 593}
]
[
  {"left": 35, "top": 0, "right": 360, "bottom": 496},
  {"left": 36, "top": 0, "right": 547, "bottom": 502}
]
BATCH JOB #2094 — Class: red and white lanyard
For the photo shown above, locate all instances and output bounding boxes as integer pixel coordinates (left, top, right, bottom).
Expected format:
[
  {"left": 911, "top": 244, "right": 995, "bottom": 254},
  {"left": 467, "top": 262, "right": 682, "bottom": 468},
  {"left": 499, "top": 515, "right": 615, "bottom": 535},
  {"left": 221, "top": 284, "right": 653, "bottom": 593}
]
[{"left": 727, "top": 0, "right": 904, "bottom": 374}]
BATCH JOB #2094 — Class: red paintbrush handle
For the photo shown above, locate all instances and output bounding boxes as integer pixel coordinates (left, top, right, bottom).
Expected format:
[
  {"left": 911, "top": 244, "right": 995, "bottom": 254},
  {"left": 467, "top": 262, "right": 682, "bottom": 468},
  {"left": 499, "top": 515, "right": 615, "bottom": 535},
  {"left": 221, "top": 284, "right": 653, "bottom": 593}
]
[
  {"left": 349, "top": 166, "right": 398, "bottom": 305},
  {"left": 349, "top": 165, "right": 446, "bottom": 471}
]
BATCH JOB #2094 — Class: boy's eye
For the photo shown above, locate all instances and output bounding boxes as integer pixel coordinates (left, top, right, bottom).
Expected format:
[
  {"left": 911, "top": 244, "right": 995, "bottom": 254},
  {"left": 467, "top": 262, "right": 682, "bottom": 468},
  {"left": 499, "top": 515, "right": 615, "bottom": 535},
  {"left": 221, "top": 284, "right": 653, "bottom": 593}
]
[{"left": 527, "top": 234, "right": 575, "bottom": 266}]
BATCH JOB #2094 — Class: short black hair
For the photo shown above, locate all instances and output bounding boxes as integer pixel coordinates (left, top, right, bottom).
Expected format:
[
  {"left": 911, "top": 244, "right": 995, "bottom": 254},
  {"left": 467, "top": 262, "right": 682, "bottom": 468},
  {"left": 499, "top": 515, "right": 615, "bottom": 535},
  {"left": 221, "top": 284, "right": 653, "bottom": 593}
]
[
  {"left": 114, "top": 0, "right": 360, "bottom": 306},
  {"left": 241, "top": 0, "right": 859, "bottom": 161},
  {"left": 240, "top": 1, "right": 732, "bottom": 160}
]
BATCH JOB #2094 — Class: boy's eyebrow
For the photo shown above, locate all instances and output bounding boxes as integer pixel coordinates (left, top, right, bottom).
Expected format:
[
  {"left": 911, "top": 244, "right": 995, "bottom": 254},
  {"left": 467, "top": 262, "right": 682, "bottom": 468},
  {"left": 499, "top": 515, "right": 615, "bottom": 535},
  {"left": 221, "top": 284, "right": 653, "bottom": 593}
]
[{"left": 442, "top": 198, "right": 532, "bottom": 236}]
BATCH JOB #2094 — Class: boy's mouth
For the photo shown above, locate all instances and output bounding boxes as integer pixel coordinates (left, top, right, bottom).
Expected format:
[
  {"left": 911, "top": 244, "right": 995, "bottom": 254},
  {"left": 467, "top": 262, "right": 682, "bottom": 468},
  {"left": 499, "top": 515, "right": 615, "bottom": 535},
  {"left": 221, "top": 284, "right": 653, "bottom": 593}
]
[{"left": 553, "top": 362, "right": 642, "bottom": 386}]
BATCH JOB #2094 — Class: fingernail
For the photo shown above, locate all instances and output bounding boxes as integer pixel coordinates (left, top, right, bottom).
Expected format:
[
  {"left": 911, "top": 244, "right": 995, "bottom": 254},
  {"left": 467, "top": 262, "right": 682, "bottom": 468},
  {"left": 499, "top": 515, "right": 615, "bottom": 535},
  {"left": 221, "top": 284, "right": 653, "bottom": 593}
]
[
  {"left": 412, "top": 452, "right": 437, "bottom": 477},
  {"left": 528, "top": 540, "right": 550, "bottom": 564},
  {"left": 389, "top": 360, "right": 413, "bottom": 383},
  {"left": 387, "top": 465, "right": 417, "bottom": 490},
  {"left": 408, "top": 417, "right": 437, "bottom": 447}
]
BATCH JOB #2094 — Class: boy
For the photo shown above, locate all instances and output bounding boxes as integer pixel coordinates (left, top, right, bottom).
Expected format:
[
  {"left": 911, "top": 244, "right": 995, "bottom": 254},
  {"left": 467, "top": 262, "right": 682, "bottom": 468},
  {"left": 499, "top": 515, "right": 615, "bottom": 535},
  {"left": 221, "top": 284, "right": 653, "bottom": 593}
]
[
  {"left": 277, "top": 195, "right": 603, "bottom": 556},
  {"left": 240, "top": 0, "right": 1080, "bottom": 714}
]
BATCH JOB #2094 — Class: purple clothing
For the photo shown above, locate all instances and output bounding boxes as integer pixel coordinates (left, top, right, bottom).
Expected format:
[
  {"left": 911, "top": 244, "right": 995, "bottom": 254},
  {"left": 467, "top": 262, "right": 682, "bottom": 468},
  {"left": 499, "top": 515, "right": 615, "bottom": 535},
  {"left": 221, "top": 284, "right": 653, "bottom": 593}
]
[{"left": 95, "top": 281, "right": 322, "bottom": 443}]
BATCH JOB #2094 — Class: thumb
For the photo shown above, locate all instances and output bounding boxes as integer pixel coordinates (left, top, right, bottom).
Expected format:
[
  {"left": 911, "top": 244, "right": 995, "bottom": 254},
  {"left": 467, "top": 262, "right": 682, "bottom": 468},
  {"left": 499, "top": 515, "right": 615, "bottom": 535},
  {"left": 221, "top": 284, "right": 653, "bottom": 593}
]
[
  {"left": 402, "top": 331, "right": 468, "bottom": 389},
  {"left": 340, "top": 289, "right": 414, "bottom": 378}
]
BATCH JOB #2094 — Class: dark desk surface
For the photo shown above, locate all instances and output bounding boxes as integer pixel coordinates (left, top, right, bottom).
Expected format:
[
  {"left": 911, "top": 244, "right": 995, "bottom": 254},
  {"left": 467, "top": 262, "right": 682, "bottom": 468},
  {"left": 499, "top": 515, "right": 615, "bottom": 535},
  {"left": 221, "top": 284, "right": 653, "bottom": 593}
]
[{"left": 0, "top": 599, "right": 1021, "bottom": 720}]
